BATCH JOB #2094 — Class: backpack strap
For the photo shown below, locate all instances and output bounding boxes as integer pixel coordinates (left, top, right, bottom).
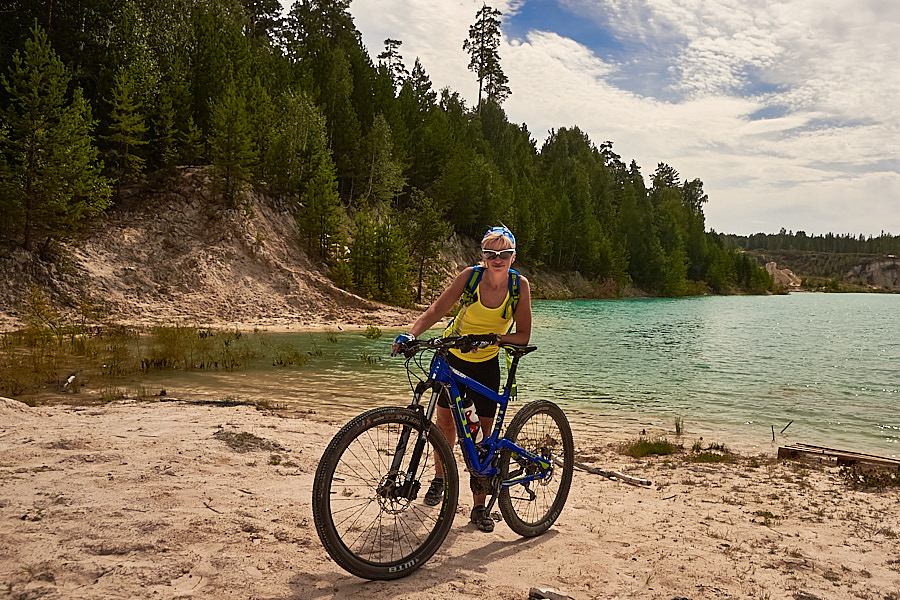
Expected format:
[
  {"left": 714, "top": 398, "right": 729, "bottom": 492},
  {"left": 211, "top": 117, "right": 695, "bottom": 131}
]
[
  {"left": 460, "top": 265, "right": 484, "bottom": 307},
  {"left": 503, "top": 269, "right": 520, "bottom": 321},
  {"left": 447, "top": 266, "right": 484, "bottom": 336}
]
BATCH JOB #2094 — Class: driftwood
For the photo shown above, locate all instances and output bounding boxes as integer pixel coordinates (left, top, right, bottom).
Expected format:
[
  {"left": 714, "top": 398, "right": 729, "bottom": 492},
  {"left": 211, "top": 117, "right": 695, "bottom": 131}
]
[
  {"left": 554, "top": 456, "right": 652, "bottom": 487},
  {"left": 778, "top": 443, "right": 900, "bottom": 470}
]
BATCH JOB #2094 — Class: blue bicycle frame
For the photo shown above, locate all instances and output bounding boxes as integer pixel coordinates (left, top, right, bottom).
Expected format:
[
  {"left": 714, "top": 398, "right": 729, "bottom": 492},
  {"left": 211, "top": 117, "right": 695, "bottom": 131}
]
[{"left": 409, "top": 344, "right": 551, "bottom": 489}]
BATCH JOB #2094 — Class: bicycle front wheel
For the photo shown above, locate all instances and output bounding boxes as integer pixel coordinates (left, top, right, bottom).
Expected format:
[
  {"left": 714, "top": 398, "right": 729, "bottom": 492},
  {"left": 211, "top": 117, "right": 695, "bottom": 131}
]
[
  {"left": 312, "top": 407, "right": 458, "bottom": 580},
  {"left": 498, "top": 400, "right": 574, "bottom": 537}
]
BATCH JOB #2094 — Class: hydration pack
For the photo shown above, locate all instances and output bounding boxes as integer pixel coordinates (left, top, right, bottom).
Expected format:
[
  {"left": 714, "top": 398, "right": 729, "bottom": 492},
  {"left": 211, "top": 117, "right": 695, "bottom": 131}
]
[{"left": 447, "top": 265, "right": 520, "bottom": 336}]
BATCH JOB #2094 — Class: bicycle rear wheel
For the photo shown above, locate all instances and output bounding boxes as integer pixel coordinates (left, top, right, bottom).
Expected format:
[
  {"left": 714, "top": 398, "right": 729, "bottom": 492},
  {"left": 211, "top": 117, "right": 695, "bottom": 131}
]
[
  {"left": 498, "top": 400, "right": 574, "bottom": 537},
  {"left": 312, "top": 407, "right": 458, "bottom": 580}
]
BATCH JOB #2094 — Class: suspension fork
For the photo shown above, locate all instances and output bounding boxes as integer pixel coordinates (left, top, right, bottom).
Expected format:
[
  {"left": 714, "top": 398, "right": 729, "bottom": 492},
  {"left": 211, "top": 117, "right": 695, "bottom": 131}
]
[{"left": 386, "top": 380, "right": 441, "bottom": 500}]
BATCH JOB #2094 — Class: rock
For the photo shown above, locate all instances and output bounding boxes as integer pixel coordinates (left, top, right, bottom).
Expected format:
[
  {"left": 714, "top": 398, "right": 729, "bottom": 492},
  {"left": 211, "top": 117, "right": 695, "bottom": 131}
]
[
  {"left": 846, "top": 257, "right": 900, "bottom": 291},
  {"left": 766, "top": 262, "right": 801, "bottom": 288}
]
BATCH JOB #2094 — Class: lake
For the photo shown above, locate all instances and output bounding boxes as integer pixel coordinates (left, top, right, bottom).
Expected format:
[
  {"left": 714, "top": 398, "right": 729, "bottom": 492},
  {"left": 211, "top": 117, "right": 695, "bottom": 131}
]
[{"left": 143, "top": 293, "right": 899, "bottom": 458}]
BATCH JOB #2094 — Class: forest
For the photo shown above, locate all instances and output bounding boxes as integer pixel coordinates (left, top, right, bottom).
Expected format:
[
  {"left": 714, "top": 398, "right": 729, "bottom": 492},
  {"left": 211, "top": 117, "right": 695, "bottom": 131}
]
[
  {"left": 0, "top": 0, "right": 777, "bottom": 306},
  {"left": 718, "top": 229, "right": 900, "bottom": 255}
]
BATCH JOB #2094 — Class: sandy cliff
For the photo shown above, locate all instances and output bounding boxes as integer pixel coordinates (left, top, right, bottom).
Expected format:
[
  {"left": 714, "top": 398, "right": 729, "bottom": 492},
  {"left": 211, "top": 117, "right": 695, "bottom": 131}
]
[
  {"left": 0, "top": 169, "right": 416, "bottom": 332},
  {"left": 765, "top": 262, "right": 802, "bottom": 289}
]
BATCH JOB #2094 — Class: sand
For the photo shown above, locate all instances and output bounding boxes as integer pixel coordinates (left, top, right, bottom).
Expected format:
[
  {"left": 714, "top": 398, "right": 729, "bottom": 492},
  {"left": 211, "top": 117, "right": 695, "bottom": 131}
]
[{"left": 2, "top": 396, "right": 898, "bottom": 600}]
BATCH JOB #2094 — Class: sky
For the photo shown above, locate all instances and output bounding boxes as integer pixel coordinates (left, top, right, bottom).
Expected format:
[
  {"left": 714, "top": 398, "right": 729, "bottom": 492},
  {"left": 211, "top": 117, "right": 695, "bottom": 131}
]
[{"left": 292, "top": 0, "right": 900, "bottom": 237}]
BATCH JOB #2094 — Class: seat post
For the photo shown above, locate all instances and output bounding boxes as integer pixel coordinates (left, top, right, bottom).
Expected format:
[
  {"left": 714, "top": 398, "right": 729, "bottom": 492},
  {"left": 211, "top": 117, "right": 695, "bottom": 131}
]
[{"left": 502, "top": 352, "right": 523, "bottom": 395}]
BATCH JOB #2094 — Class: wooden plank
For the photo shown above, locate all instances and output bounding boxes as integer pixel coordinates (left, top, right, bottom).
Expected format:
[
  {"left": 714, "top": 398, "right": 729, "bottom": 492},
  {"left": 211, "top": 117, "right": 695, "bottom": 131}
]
[{"left": 777, "top": 443, "right": 900, "bottom": 470}]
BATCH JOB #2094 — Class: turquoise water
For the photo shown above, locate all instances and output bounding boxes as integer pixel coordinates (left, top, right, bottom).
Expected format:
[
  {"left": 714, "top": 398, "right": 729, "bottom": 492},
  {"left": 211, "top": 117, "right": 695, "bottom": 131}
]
[
  {"left": 525, "top": 294, "right": 898, "bottom": 457},
  {"left": 144, "top": 293, "right": 899, "bottom": 458}
]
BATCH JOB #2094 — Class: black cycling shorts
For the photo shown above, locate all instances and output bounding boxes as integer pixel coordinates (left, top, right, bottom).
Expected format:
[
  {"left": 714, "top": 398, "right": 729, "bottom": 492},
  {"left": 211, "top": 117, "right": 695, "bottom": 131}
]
[{"left": 437, "top": 353, "right": 500, "bottom": 419}]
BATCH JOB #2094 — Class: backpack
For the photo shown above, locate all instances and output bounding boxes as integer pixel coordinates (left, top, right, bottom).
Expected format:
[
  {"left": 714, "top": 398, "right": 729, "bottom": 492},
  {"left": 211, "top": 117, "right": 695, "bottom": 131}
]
[{"left": 447, "top": 265, "right": 521, "bottom": 336}]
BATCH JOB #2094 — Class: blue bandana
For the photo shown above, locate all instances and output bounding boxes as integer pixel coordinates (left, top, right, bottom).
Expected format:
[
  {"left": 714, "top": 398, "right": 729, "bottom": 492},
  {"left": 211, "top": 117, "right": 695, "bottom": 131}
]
[{"left": 483, "top": 226, "right": 516, "bottom": 249}]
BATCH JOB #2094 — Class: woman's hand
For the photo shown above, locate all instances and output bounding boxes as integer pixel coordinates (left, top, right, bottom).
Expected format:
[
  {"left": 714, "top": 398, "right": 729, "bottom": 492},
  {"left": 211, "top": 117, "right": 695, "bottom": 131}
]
[
  {"left": 391, "top": 332, "right": 415, "bottom": 357},
  {"left": 469, "top": 334, "right": 501, "bottom": 353}
]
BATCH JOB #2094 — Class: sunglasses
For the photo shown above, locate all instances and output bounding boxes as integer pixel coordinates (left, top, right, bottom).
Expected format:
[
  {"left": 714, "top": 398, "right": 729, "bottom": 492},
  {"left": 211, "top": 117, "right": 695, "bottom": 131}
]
[{"left": 482, "top": 248, "right": 515, "bottom": 261}]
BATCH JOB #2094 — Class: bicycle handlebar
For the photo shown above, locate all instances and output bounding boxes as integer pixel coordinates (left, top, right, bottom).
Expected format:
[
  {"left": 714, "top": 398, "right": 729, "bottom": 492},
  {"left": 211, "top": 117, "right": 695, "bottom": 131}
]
[{"left": 397, "top": 335, "right": 536, "bottom": 358}]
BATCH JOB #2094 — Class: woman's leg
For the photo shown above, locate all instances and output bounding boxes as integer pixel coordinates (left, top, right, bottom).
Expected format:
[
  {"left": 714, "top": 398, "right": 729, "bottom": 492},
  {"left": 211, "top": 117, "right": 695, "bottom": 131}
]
[
  {"left": 433, "top": 405, "right": 455, "bottom": 478},
  {"left": 471, "top": 415, "right": 494, "bottom": 506}
]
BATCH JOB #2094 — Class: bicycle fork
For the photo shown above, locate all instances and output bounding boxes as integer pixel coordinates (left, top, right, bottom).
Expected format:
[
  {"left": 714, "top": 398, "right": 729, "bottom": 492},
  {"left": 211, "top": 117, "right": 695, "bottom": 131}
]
[{"left": 380, "top": 381, "right": 440, "bottom": 502}]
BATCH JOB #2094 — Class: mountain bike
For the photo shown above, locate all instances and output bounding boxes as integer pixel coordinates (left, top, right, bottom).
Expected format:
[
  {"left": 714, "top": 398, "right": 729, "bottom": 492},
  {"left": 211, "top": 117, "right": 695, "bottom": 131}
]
[{"left": 312, "top": 334, "right": 574, "bottom": 580}]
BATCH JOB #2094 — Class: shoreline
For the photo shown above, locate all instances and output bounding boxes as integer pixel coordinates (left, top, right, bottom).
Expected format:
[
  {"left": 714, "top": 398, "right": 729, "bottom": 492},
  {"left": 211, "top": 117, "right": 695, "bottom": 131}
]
[{"left": 2, "top": 395, "right": 899, "bottom": 599}]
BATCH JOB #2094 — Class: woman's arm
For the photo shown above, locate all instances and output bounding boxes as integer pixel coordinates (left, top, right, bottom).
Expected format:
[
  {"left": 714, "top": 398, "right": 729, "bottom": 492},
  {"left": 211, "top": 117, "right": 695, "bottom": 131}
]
[{"left": 406, "top": 267, "right": 475, "bottom": 339}]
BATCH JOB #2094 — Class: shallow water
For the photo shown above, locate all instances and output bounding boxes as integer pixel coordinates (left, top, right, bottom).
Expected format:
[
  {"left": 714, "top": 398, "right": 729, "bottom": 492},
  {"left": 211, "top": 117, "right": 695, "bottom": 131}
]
[{"left": 143, "top": 293, "right": 899, "bottom": 458}]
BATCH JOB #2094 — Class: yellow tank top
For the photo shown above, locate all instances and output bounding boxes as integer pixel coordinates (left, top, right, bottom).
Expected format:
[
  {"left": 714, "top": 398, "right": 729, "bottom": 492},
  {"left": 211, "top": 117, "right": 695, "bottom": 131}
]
[{"left": 444, "top": 284, "right": 514, "bottom": 363}]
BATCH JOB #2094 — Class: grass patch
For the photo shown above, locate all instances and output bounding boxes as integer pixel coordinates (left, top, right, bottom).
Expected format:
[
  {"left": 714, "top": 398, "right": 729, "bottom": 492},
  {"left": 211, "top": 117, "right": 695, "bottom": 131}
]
[
  {"left": 839, "top": 466, "right": 900, "bottom": 489},
  {"left": 254, "top": 399, "right": 288, "bottom": 411},
  {"left": 689, "top": 452, "right": 735, "bottom": 464},
  {"left": 363, "top": 325, "right": 382, "bottom": 339},
  {"left": 688, "top": 440, "right": 734, "bottom": 463},
  {"left": 752, "top": 510, "right": 782, "bottom": 526},
  {"left": 620, "top": 437, "right": 680, "bottom": 458},
  {"left": 212, "top": 430, "right": 286, "bottom": 453},
  {"left": 1, "top": 295, "right": 323, "bottom": 400},
  {"left": 99, "top": 387, "right": 126, "bottom": 403}
]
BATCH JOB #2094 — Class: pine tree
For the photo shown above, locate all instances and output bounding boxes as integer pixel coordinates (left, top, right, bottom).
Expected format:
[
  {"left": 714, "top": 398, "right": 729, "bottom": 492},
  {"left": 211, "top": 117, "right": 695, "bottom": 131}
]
[
  {"left": 359, "top": 113, "right": 405, "bottom": 208},
  {"left": 150, "top": 79, "right": 180, "bottom": 170},
  {"left": 463, "top": 4, "right": 509, "bottom": 110},
  {"left": 208, "top": 81, "right": 257, "bottom": 205},
  {"left": 0, "top": 22, "right": 111, "bottom": 252},
  {"left": 377, "top": 38, "right": 408, "bottom": 90},
  {"left": 103, "top": 68, "right": 149, "bottom": 186},
  {"left": 298, "top": 145, "right": 343, "bottom": 260},
  {"left": 263, "top": 89, "right": 329, "bottom": 196},
  {"left": 0, "top": 124, "right": 16, "bottom": 244},
  {"left": 180, "top": 116, "right": 205, "bottom": 166},
  {"left": 407, "top": 58, "right": 437, "bottom": 111},
  {"left": 402, "top": 190, "right": 451, "bottom": 302},
  {"left": 349, "top": 210, "right": 378, "bottom": 298},
  {"left": 374, "top": 216, "right": 410, "bottom": 304}
]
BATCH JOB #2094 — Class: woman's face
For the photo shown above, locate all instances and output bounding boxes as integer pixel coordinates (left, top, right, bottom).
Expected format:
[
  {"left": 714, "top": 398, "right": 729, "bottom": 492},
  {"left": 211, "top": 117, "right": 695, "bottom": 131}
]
[{"left": 481, "top": 237, "right": 515, "bottom": 270}]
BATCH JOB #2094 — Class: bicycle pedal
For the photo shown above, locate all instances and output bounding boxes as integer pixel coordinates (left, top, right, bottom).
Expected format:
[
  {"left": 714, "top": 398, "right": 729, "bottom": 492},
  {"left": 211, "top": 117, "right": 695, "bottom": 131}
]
[{"left": 528, "top": 587, "right": 571, "bottom": 600}]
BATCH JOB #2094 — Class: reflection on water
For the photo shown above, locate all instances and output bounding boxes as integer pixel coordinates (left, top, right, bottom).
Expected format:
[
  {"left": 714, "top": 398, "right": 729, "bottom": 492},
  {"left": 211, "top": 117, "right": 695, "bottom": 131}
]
[{"left": 142, "top": 294, "right": 900, "bottom": 458}]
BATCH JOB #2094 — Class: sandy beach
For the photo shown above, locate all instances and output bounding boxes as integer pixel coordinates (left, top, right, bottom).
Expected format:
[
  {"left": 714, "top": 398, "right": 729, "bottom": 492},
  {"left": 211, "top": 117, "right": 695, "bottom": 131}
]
[{"left": 2, "top": 395, "right": 898, "bottom": 600}]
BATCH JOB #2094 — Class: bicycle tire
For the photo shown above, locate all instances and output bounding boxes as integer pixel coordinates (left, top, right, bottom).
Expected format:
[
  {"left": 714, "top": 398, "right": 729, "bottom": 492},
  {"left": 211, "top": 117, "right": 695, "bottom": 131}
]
[
  {"left": 312, "top": 407, "right": 458, "bottom": 580},
  {"left": 498, "top": 400, "right": 574, "bottom": 537}
]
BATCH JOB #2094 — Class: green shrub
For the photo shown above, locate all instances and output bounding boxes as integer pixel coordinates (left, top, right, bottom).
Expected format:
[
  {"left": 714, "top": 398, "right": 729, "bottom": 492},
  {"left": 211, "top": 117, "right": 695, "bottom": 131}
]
[{"left": 622, "top": 437, "right": 679, "bottom": 458}]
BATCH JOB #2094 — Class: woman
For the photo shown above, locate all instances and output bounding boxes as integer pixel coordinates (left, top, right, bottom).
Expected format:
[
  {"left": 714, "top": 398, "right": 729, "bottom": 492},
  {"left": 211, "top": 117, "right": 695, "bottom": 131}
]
[{"left": 392, "top": 225, "right": 532, "bottom": 532}]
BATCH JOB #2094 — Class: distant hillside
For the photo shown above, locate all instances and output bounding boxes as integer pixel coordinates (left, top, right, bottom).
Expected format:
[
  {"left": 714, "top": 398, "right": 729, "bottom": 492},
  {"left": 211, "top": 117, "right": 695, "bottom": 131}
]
[{"left": 748, "top": 249, "right": 900, "bottom": 291}]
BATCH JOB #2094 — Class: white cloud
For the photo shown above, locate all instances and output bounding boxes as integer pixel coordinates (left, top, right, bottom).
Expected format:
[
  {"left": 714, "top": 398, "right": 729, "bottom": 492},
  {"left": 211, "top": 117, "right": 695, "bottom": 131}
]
[{"left": 330, "top": 0, "right": 900, "bottom": 235}]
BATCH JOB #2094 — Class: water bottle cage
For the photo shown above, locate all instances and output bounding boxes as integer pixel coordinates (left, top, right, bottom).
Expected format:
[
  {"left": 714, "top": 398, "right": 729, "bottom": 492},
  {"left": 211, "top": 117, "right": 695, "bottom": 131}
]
[{"left": 462, "top": 400, "right": 483, "bottom": 443}]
